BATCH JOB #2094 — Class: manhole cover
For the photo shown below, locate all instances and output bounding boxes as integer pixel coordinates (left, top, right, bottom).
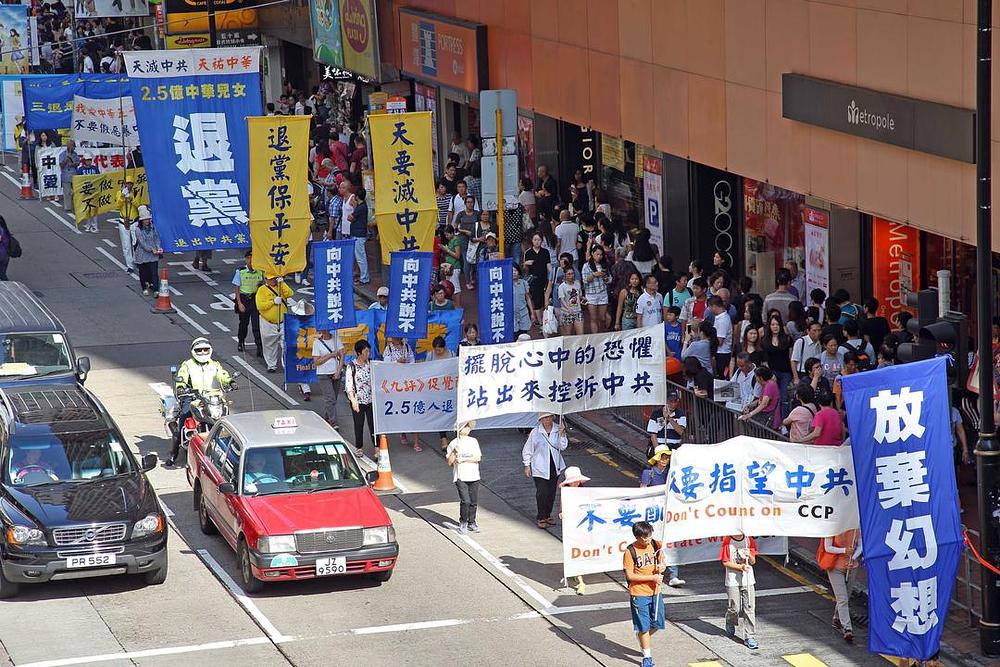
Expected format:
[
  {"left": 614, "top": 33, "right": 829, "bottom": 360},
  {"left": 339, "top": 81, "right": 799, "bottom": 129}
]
[{"left": 71, "top": 271, "right": 131, "bottom": 288}]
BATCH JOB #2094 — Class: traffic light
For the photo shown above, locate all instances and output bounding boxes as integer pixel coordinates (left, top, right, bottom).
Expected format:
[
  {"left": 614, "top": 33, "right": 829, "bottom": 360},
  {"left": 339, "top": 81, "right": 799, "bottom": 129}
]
[
  {"left": 919, "top": 313, "right": 969, "bottom": 390},
  {"left": 896, "top": 289, "right": 938, "bottom": 363}
]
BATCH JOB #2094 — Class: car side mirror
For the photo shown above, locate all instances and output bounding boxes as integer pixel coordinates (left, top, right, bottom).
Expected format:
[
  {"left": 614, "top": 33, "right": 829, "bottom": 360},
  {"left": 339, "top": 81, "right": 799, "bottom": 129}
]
[
  {"left": 76, "top": 356, "right": 91, "bottom": 382},
  {"left": 141, "top": 453, "right": 157, "bottom": 471},
  {"left": 218, "top": 482, "right": 235, "bottom": 495},
  {"left": 366, "top": 470, "right": 378, "bottom": 485}
]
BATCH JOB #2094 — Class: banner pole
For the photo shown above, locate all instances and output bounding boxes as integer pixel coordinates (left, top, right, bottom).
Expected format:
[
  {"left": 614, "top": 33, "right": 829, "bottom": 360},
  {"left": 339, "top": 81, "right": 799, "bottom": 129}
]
[{"left": 495, "top": 104, "right": 505, "bottom": 259}]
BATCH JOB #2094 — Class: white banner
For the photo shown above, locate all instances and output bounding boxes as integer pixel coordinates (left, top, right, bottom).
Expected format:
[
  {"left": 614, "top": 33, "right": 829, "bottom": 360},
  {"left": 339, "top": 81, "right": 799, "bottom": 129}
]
[
  {"left": 1, "top": 78, "right": 24, "bottom": 151},
  {"left": 34, "top": 146, "right": 129, "bottom": 198},
  {"left": 123, "top": 47, "right": 261, "bottom": 79},
  {"left": 457, "top": 325, "right": 665, "bottom": 423},
  {"left": 372, "top": 358, "right": 536, "bottom": 434},
  {"left": 663, "top": 436, "right": 860, "bottom": 542},
  {"left": 71, "top": 95, "right": 139, "bottom": 149},
  {"left": 804, "top": 222, "right": 829, "bottom": 297},
  {"left": 561, "top": 485, "right": 787, "bottom": 578},
  {"left": 76, "top": 0, "right": 149, "bottom": 18}
]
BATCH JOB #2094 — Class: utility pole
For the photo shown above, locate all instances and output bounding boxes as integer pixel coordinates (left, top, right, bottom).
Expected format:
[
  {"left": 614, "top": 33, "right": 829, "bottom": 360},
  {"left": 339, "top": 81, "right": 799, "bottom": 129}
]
[
  {"left": 206, "top": 0, "right": 218, "bottom": 47},
  {"left": 976, "top": 0, "right": 1000, "bottom": 656},
  {"left": 495, "top": 104, "right": 505, "bottom": 259}
]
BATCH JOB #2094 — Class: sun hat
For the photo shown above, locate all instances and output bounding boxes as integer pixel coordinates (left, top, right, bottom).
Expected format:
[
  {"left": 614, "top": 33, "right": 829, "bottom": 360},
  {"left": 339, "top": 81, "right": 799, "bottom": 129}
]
[
  {"left": 537, "top": 412, "right": 555, "bottom": 421},
  {"left": 137, "top": 205, "right": 152, "bottom": 220},
  {"left": 560, "top": 466, "right": 590, "bottom": 487},
  {"left": 376, "top": 286, "right": 389, "bottom": 297},
  {"left": 648, "top": 444, "right": 672, "bottom": 466}
]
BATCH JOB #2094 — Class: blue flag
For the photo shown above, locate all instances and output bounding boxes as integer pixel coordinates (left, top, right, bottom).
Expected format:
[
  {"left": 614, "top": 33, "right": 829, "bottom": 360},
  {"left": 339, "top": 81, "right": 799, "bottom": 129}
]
[
  {"left": 127, "top": 69, "right": 260, "bottom": 253},
  {"left": 313, "top": 240, "right": 356, "bottom": 331},
  {"left": 282, "top": 312, "right": 317, "bottom": 385},
  {"left": 476, "top": 259, "right": 514, "bottom": 344},
  {"left": 839, "top": 357, "right": 961, "bottom": 661},
  {"left": 386, "top": 252, "right": 433, "bottom": 339},
  {"left": 22, "top": 74, "right": 128, "bottom": 131}
]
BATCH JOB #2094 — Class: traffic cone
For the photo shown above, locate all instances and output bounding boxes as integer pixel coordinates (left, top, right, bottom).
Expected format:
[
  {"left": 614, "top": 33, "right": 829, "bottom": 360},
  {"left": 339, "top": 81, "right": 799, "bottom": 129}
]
[
  {"left": 18, "top": 164, "right": 33, "bottom": 199},
  {"left": 373, "top": 434, "right": 396, "bottom": 492},
  {"left": 150, "top": 268, "right": 176, "bottom": 314}
]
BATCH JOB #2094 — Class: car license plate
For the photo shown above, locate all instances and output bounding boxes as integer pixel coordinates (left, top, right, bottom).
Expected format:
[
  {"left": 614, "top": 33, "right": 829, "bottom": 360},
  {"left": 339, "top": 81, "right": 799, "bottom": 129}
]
[
  {"left": 315, "top": 557, "right": 347, "bottom": 576},
  {"left": 66, "top": 554, "right": 116, "bottom": 569}
]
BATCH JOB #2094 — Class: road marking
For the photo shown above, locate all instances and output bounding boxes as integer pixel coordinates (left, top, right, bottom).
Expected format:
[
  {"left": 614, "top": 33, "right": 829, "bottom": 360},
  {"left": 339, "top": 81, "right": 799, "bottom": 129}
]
[
  {"left": 689, "top": 663, "right": 725, "bottom": 667},
  {"left": 1, "top": 169, "right": 20, "bottom": 187},
  {"left": 230, "top": 355, "right": 298, "bottom": 406},
  {"left": 13, "top": 637, "right": 276, "bottom": 667},
  {"left": 586, "top": 446, "right": 638, "bottom": 480},
  {"left": 351, "top": 618, "right": 468, "bottom": 635},
  {"left": 759, "top": 554, "right": 834, "bottom": 601},
  {"left": 158, "top": 498, "right": 175, "bottom": 517},
  {"left": 95, "top": 246, "right": 139, "bottom": 281},
  {"left": 213, "top": 320, "right": 231, "bottom": 333},
  {"left": 172, "top": 304, "right": 210, "bottom": 335},
  {"left": 102, "top": 238, "right": 116, "bottom": 248},
  {"left": 196, "top": 549, "right": 290, "bottom": 642},
  {"left": 783, "top": 655, "right": 829, "bottom": 667},
  {"left": 168, "top": 261, "right": 218, "bottom": 286},
  {"left": 2, "top": 163, "right": 12, "bottom": 172},
  {"left": 222, "top": 257, "right": 241, "bottom": 264},
  {"left": 44, "top": 207, "right": 82, "bottom": 235},
  {"left": 187, "top": 303, "right": 206, "bottom": 315}
]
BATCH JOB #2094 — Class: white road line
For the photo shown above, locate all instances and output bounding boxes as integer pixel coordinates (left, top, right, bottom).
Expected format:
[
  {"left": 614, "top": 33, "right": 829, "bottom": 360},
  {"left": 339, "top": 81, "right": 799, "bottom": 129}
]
[
  {"left": 168, "top": 261, "right": 218, "bottom": 286},
  {"left": 1, "top": 169, "right": 20, "bottom": 188},
  {"left": 95, "top": 247, "right": 139, "bottom": 281},
  {"left": 45, "top": 207, "right": 82, "bottom": 235},
  {"left": 229, "top": 355, "right": 298, "bottom": 406},
  {"left": 13, "top": 637, "right": 276, "bottom": 667},
  {"left": 172, "top": 304, "right": 210, "bottom": 335},
  {"left": 213, "top": 321, "right": 231, "bottom": 333},
  {"left": 187, "top": 303, "right": 206, "bottom": 315},
  {"left": 231, "top": 335, "right": 239, "bottom": 342},
  {"left": 442, "top": 521, "right": 554, "bottom": 611},
  {"left": 102, "top": 238, "right": 116, "bottom": 248},
  {"left": 2, "top": 163, "right": 12, "bottom": 172},
  {"left": 197, "top": 549, "right": 290, "bottom": 642},
  {"left": 351, "top": 618, "right": 468, "bottom": 635},
  {"left": 222, "top": 257, "right": 241, "bottom": 264},
  {"left": 158, "top": 499, "right": 175, "bottom": 517}
]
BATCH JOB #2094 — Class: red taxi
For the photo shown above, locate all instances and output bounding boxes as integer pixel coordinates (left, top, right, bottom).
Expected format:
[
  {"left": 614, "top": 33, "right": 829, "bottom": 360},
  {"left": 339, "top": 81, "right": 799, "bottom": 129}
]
[{"left": 186, "top": 410, "right": 398, "bottom": 592}]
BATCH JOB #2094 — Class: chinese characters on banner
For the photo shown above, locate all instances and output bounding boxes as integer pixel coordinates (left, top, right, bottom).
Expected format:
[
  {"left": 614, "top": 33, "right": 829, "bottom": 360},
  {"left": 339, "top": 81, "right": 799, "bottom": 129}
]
[
  {"left": 22, "top": 74, "right": 130, "bottom": 131},
  {"left": 35, "top": 146, "right": 62, "bottom": 198},
  {"left": 124, "top": 48, "right": 262, "bottom": 253},
  {"left": 840, "top": 357, "right": 961, "bottom": 661},
  {"left": 72, "top": 168, "right": 149, "bottom": 223},
  {"left": 456, "top": 325, "right": 666, "bottom": 422},
  {"left": 661, "top": 436, "right": 860, "bottom": 542},
  {"left": 248, "top": 116, "right": 312, "bottom": 276},
  {"left": 71, "top": 95, "right": 139, "bottom": 148},
  {"left": 386, "top": 251, "right": 432, "bottom": 339},
  {"left": 338, "top": 308, "right": 465, "bottom": 364},
  {"left": 561, "top": 486, "right": 788, "bottom": 579},
  {"left": 371, "top": 357, "right": 537, "bottom": 434},
  {"left": 370, "top": 112, "right": 436, "bottom": 264},
  {"left": 312, "top": 240, "right": 356, "bottom": 331},
  {"left": 477, "top": 259, "right": 514, "bottom": 344},
  {"left": 282, "top": 311, "right": 318, "bottom": 385}
]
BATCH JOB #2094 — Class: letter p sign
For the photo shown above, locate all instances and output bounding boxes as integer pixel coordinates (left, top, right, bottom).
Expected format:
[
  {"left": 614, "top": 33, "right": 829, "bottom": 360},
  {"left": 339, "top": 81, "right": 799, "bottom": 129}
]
[{"left": 648, "top": 200, "right": 660, "bottom": 229}]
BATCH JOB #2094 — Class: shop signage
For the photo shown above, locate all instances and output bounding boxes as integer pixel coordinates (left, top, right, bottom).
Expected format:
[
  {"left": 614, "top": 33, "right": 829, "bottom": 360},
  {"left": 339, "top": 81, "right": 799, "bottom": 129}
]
[
  {"left": 803, "top": 207, "right": 829, "bottom": 298},
  {"left": 601, "top": 135, "right": 625, "bottom": 172},
  {"left": 339, "top": 0, "right": 380, "bottom": 82},
  {"left": 163, "top": 0, "right": 258, "bottom": 34},
  {"left": 872, "top": 217, "right": 920, "bottom": 327},
  {"left": 580, "top": 127, "right": 598, "bottom": 179},
  {"left": 642, "top": 155, "right": 663, "bottom": 255},
  {"left": 782, "top": 74, "right": 975, "bottom": 164},
  {"left": 398, "top": 8, "right": 487, "bottom": 94},
  {"left": 694, "top": 164, "right": 741, "bottom": 273}
]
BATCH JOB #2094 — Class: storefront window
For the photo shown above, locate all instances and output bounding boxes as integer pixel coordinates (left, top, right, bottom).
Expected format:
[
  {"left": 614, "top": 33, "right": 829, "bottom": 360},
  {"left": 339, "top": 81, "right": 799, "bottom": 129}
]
[
  {"left": 743, "top": 179, "right": 805, "bottom": 294},
  {"left": 599, "top": 136, "right": 641, "bottom": 233}
]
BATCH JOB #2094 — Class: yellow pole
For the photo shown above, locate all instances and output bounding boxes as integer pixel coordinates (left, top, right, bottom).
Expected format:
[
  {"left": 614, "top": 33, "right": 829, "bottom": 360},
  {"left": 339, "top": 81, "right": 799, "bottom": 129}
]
[{"left": 495, "top": 104, "right": 505, "bottom": 259}]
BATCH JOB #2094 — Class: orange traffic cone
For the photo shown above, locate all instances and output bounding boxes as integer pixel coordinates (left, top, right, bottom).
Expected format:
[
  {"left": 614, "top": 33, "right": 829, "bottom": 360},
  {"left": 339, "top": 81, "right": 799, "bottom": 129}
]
[
  {"left": 18, "top": 164, "right": 32, "bottom": 199},
  {"left": 374, "top": 434, "right": 396, "bottom": 491},
  {"left": 150, "top": 268, "right": 176, "bottom": 314}
]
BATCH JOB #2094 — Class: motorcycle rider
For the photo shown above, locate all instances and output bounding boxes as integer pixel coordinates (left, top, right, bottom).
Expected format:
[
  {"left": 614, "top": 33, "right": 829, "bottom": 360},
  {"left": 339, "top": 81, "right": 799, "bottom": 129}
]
[{"left": 168, "top": 337, "right": 233, "bottom": 466}]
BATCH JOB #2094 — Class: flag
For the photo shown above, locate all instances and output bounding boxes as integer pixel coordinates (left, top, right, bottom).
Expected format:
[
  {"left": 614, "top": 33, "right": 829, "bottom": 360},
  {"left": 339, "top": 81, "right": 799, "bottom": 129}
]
[
  {"left": 477, "top": 259, "right": 514, "bottom": 343},
  {"left": 312, "top": 239, "right": 356, "bottom": 330},
  {"left": 385, "top": 251, "right": 433, "bottom": 339}
]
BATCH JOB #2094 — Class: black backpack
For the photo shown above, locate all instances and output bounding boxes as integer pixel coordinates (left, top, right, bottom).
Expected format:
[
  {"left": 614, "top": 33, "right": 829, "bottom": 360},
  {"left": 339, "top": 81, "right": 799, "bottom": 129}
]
[
  {"left": 5, "top": 233, "right": 21, "bottom": 258},
  {"left": 842, "top": 340, "right": 872, "bottom": 371},
  {"left": 626, "top": 540, "right": 661, "bottom": 572}
]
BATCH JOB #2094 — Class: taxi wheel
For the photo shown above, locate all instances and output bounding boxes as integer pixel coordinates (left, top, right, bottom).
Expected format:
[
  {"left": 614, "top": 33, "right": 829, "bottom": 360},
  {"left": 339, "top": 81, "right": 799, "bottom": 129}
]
[
  {"left": 238, "top": 540, "right": 264, "bottom": 594},
  {"left": 369, "top": 568, "right": 393, "bottom": 583},
  {"left": 0, "top": 563, "right": 20, "bottom": 599},
  {"left": 197, "top": 488, "right": 217, "bottom": 535}
]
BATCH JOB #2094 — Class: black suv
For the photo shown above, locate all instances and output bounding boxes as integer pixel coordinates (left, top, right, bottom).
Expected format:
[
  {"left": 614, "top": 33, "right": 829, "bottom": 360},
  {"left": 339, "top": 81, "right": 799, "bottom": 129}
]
[{"left": 0, "top": 383, "right": 167, "bottom": 597}]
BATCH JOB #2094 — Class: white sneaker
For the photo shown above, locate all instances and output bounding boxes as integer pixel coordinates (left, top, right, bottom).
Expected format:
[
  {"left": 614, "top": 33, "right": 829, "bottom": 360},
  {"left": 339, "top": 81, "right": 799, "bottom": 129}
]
[
  {"left": 668, "top": 577, "right": 685, "bottom": 587},
  {"left": 142, "top": 288, "right": 150, "bottom": 296}
]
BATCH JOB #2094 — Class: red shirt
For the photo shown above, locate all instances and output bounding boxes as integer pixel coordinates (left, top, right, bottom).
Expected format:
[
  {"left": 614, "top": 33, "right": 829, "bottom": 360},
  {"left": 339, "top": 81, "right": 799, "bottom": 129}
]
[{"left": 811, "top": 407, "right": 844, "bottom": 446}]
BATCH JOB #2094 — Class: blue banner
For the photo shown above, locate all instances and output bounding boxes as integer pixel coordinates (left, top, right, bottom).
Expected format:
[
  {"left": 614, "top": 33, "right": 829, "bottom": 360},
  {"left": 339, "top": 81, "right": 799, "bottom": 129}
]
[
  {"left": 386, "top": 251, "right": 433, "bottom": 339},
  {"left": 477, "top": 259, "right": 514, "bottom": 344},
  {"left": 840, "top": 357, "right": 961, "bottom": 661},
  {"left": 22, "top": 74, "right": 129, "bottom": 131},
  {"left": 341, "top": 308, "right": 464, "bottom": 364},
  {"left": 128, "top": 71, "right": 261, "bottom": 253},
  {"left": 283, "top": 312, "right": 318, "bottom": 385},
  {"left": 313, "top": 240, "right": 356, "bottom": 331}
]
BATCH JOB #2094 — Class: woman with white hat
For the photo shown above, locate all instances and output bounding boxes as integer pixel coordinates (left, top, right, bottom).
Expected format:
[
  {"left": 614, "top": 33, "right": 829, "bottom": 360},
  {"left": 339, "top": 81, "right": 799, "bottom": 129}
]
[
  {"left": 560, "top": 466, "right": 590, "bottom": 594},
  {"left": 446, "top": 420, "right": 482, "bottom": 535},
  {"left": 522, "top": 412, "right": 569, "bottom": 529},
  {"left": 132, "top": 205, "right": 163, "bottom": 296}
]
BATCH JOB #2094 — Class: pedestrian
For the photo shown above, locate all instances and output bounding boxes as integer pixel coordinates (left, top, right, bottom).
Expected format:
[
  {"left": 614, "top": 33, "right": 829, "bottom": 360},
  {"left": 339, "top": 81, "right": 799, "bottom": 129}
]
[
  {"left": 783, "top": 383, "right": 818, "bottom": 443},
  {"left": 623, "top": 520, "right": 665, "bottom": 667},
  {"left": 345, "top": 339, "right": 376, "bottom": 457},
  {"left": 582, "top": 245, "right": 610, "bottom": 332},
  {"left": 132, "top": 206, "right": 162, "bottom": 296},
  {"left": 512, "top": 263, "right": 533, "bottom": 337},
  {"left": 447, "top": 420, "right": 482, "bottom": 535},
  {"left": 383, "top": 336, "right": 420, "bottom": 451},
  {"left": 818, "top": 333, "right": 845, "bottom": 385},
  {"left": 817, "top": 529, "right": 862, "bottom": 643},
  {"left": 709, "top": 295, "right": 733, "bottom": 377},
  {"left": 615, "top": 270, "right": 642, "bottom": 331},
  {"left": 558, "top": 465, "right": 591, "bottom": 594},
  {"left": 455, "top": 196, "right": 480, "bottom": 289},
  {"left": 738, "top": 367, "right": 781, "bottom": 430},
  {"left": 75, "top": 152, "right": 100, "bottom": 232},
  {"left": 0, "top": 216, "right": 18, "bottom": 281},
  {"left": 721, "top": 532, "right": 759, "bottom": 650},
  {"left": 557, "top": 265, "right": 584, "bottom": 335},
  {"left": 115, "top": 177, "right": 139, "bottom": 272},
  {"left": 58, "top": 139, "right": 79, "bottom": 212},
  {"left": 255, "top": 274, "right": 294, "bottom": 375},
  {"left": 645, "top": 390, "right": 686, "bottom": 458},
  {"left": 762, "top": 314, "right": 794, "bottom": 414},
  {"left": 522, "top": 413, "right": 568, "bottom": 529},
  {"left": 347, "top": 186, "right": 370, "bottom": 284},
  {"left": 801, "top": 391, "right": 844, "bottom": 445},
  {"left": 523, "top": 232, "right": 551, "bottom": 324},
  {"left": 435, "top": 181, "right": 451, "bottom": 230},
  {"left": 312, "top": 329, "right": 344, "bottom": 428},
  {"left": 231, "top": 250, "right": 264, "bottom": 355},
  {"left": 369, "top": 285, "right": 388, "bottom": 310},
  {"left": 636, "top": 275, "right": 664, "bottom": 328},
  {"left": 762, "top": 268, "right": 797, "bottom": 323},
  {"left": 324, "top": 180, "right": 346, "bottom": 240}
]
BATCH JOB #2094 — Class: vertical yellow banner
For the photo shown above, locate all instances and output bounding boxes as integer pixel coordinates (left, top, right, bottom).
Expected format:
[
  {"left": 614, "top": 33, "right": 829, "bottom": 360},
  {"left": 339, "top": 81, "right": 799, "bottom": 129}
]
[
  {"left": 370, "top": 111, "right": 437, "bottom": 264},
  {"left": 248, "top": 116, "right": 312, "bottom": 276}
]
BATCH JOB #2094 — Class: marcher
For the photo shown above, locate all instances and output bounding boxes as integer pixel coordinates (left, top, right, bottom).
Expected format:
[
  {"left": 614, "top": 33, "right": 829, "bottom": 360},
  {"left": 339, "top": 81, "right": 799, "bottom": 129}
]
[
  {"left": 58, "top": 140, "right": 79, "bottom": 212},
  {"left": 312, "top": 329, "right": 344, "bottom": 428},
  {"left": 522, "top": 413, "right": 568, "bottom": 529},
  {"left": 817, "top": 529, "right": 862, "bottom": 643},
  {"left": 232, "top": 250, "right": 264, "bottom": 356},
  {"left": 558, "top": 466, "right": 591, "bottom": 594},
  {"left": 425, "top": 335, "right": 454, "bottom": 448},
  {"left": 623, "top": 520, "right": 665, "bottom": 667},
  {"left": 115, "top": 178, "right": 139, "bottom": 272},
  {"left": 132, "top": 206, "right": 162, "bottom": 296},
  {"left": 345, "top": 339, "right": 376, "bottom": 457},
  {"left": 0, "top": 217, "right": 18, "bottom": 281},
  {"left": 641, "top": 445, "right": 685, "bottom": 588},
  {"left": 76, "top": 152, "right": 100, "bottom": 232},
  {"left": 255, "top": 274, "right": 293, "bottom": 374},
  {"left": 369, "top": 286, "right": 388, "bottom": 310},
  {"left": 720, "top": 532, "right": 759, "bottom": 650},
  {"left": 383, "top": 336, "right": 420, "bottom": 451},
  {"left": 447, "top": 420, "right": 482, "bottom": 535}
]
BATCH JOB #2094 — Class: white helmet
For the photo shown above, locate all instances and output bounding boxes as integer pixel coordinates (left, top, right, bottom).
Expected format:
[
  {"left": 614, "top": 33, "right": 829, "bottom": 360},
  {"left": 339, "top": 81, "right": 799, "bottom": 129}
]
[{"left": 191, "top": 337, "right": 213, "bottom": 364}]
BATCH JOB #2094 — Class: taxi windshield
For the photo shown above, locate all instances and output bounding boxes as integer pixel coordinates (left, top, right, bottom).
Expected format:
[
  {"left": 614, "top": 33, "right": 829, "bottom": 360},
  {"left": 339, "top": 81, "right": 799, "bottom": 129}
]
[
  {"left": 0, "top": 333, "right": 73, "bottom": 378},
  {"left": 242, "top": 442, "right": 365, "bottom": 496},
  {"left": 4, "top": 432, "right": 133, "bottom": 487}
]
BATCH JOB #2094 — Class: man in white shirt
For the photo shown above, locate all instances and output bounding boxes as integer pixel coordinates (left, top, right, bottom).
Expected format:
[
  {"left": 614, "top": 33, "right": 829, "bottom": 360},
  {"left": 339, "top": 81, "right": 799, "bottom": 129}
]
[
  {"left": 790, "top": 321, "right": 823, "bottom": 385},
  {"left": 635, "top": 275, "right": 664, "bottom": 328},
  {"left": 730, "top": 353, "right": 757, "bottom": 411},
  {"left": 312, "top": 330, "right": 344, "bottom": 428},
  {"left": 449, "top": 180, "right": 479, "bottom": 226},
  {"left": 709, "top": 295, "right": 732, "bottom": 377},
  {"left": 553, "top": 209, "right": 579, "bottom": 262}
]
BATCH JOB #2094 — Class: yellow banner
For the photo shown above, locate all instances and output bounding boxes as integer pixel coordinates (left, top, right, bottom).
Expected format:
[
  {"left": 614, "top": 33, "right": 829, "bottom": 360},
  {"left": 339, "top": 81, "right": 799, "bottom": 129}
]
[
  {"left": 248, "top": 116, "right": 312, "bottom": 276},
  {"left": 72, "top": 168, "right": 148, "bottom": 223},
  {"left": 370, "top": 111, "right": 436, "bottom": 264}
]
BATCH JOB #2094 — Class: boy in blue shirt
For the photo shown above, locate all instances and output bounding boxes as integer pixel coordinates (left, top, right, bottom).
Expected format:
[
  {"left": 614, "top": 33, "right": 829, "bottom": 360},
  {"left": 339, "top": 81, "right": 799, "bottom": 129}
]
[{"left": 664, "top": 306, "right": 683, "bottom": 358}]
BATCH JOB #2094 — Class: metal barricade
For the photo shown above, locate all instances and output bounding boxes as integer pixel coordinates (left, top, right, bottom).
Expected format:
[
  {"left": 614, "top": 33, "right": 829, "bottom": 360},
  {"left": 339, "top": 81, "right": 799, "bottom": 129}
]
[{"left": 952, "top": 527, "right": 983, "bottom": 627}]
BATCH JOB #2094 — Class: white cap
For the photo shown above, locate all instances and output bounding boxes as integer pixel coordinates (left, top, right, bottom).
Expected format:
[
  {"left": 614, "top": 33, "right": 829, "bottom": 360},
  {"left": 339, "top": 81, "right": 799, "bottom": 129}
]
[
  {"left": 137, "top": 205, "right": 152, "bottom": 220},
  {"left": 376, "top": 286, "right": 389, "bottom": 297}
]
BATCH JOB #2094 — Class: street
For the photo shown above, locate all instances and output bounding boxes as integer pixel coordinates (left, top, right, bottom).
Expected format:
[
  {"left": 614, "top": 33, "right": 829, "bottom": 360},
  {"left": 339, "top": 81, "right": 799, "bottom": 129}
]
[{"left": 0, "top": 162, "right": 905, "bottom": 667}]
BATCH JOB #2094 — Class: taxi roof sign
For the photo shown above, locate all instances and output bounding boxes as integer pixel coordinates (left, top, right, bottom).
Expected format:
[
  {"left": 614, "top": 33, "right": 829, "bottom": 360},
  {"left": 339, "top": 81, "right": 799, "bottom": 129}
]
[{"left": 272, "top": 416, "right": 298, "bottom": 429}]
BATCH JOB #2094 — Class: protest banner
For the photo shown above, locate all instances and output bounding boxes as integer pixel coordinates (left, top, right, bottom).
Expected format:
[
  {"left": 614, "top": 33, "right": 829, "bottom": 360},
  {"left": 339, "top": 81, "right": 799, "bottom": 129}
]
[
  {"left": 661, "top": 436, "right": 859, "bottom": 542},
  {"left": 456, "top": 325, "right": 665, "bottom": 422},
  {"left": 283, "top": 311, "right": 318, "bottom": 385},
  {"left": 249, "top": 115, "right": 312, "bottom": 275},
  {"left": 35, "top": 146, "right": 62, "bottom": 198},
  {"left": 477, "top": 259, "right": 514, "bottom": 344},
  {"left": 386, "top": 251, "right": 432, "bottom": 339},
  {"left": 22, "top": 73, "right": 129, "bottom": 131},
  {"left": 312, "top": 239, "right": 356, "bottom": 331},
  {"left": 370, "top": 111, "right": 436, "bottom": 264},
  {"left": 561, "top": 486, "right": 787, "bottom": 578},
  {"left": 372, "top": 357, "right": 536, "bottom": 434},
  {"left": 0, "top": 75, "right": 58, "bottom": 151},
  {"left": 124, "top": 48, "right": 262, "bottom": 253},
  {"left": 71, "top": 95, "right": 139, "bottom": 148},
  {"left": 840, "top": 357, "right": 961, "bottom": 660},
  {"left": 339, "top": 308, "right": 464, "bottom": 364},
  {"left": 72, "top": 168, "right": 149, "bottom": 223}
]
